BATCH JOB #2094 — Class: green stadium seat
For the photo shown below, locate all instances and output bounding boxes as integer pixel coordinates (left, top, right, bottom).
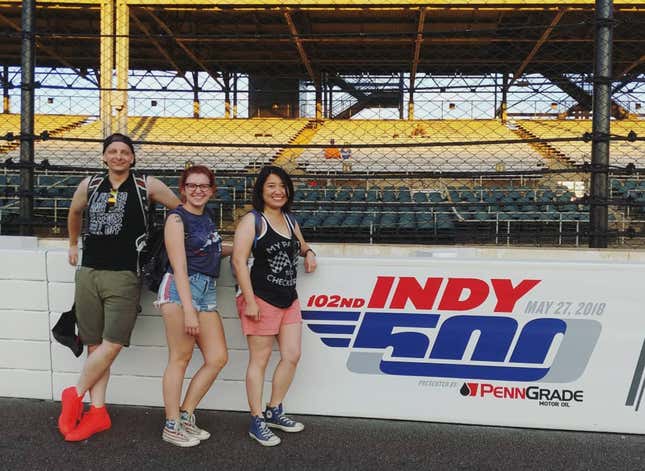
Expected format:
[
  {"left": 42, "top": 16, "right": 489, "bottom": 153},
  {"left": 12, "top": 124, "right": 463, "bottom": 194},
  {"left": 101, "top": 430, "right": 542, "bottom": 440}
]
[
  {"left": 398, "top": 187, "right": 412, "bottom": 203},
  {"left": 302, "top": 214, "right": 322, "bottom": 228},
  {"left": 382, "top": 187, "right": 396, "bottom": 203},
  {"left": 412, "top": 192, "right": 427, "bottom": 203},
  {"left": 352, "top": 188, "right": 366, "bottom": 201},
  {"left": 360, "top": 214, "right": 377, "bottom": 228},
  {"left": 294, "top": 188, "right": 307, "bottom": 200},
  {"left": 322, "top": 214, "right": 342, "bottom": 227},
  {"left": 305, "top": 190, "right": 321, "bottom": 202},
  {"left": 436, "top": 217, "right": 455, "bottom": 231},
  {"left": 428, "top": 192, "right": 444, "bottom": 203},
  {"left": 342, "top": 214, "right": 362, "bottom": 227},
  {"left": 399, "top": 213, "right": 415, "bottom": 229},
  {"left": 216, "top": 188, "right": 232, "bottom": 202},
  {"left": 366, "top": 187, "right": 380, "bottom": 203},
  {"left": 335, "top": 187, "right": 352, "bottom": 202},
  {"left": 380, "top": 214, "right": 398, "bottom": 228}
]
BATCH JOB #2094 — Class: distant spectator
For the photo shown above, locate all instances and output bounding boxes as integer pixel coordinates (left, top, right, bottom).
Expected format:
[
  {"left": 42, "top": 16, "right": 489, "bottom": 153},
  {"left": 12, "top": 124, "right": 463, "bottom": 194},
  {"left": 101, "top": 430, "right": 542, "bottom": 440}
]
[
  {"left": 340, "top": 143, "right": 353, "bottom": 172},
  {"left": 324, "top": 139, "right": 341, "bottom": 159}
]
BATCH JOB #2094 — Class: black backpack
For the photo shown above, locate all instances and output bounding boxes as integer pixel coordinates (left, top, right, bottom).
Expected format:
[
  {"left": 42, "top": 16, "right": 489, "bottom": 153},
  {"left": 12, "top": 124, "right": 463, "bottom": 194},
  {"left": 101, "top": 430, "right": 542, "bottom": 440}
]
[{"left": 140, "top": 221, "right": 168, "bottom": 293}]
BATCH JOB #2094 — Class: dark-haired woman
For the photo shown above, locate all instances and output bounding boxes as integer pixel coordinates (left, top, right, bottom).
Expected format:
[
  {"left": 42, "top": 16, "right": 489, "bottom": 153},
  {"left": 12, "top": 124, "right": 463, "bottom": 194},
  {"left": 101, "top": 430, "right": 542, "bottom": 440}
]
[
  {"left": 232, "top": 165, "right": 317, "bottom": 447},
  {"left": 156, "top": 165, "right": 231, "bottom": 447}
]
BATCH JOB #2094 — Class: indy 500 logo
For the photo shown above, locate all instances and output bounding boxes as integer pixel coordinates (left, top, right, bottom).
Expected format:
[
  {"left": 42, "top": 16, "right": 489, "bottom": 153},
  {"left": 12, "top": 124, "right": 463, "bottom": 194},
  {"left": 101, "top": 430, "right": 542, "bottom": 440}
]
[{"left": 303, "top": 276, "right": 601, "bottom": 383}]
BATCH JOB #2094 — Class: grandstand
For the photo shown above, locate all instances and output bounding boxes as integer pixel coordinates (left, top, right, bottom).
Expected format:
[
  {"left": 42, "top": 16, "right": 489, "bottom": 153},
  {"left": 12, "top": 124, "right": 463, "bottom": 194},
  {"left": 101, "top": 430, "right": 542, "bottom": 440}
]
[
  {"left": 517, "top": 119, "right": 645, "bottom": 167},
  {"left": 3, "top": 116, "right": 310, "bottom": 170},
  {"left": 0, "top": 0, "right": 643, "bottom": 246},
  {"left": 298, "top": 120, "right": 547, "bottom": 174}
]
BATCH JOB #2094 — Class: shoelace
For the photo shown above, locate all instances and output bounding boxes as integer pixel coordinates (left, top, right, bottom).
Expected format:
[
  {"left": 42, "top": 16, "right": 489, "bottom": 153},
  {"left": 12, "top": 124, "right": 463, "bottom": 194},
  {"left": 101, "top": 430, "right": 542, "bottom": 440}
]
[
  {"left": 181, "top": 413, "right": 202, "bottom": 433},
  {"left": 270, "top": 410, "right": 296, "bottom": 426},
  {"left": 277, "top": 414, "right": 296, "bottom": 426},
  {"left": 256, "top": 419, "right": 273, "bottom": 439},
  {"left": 181, "top": 412, "right": 196, "bottom": 426}
]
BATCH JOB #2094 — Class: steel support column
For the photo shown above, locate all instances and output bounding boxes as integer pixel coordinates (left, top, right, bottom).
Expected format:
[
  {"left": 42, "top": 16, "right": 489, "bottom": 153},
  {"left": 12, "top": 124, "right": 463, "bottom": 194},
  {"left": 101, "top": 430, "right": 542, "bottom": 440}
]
[
  {"left": 19, "top": 0, "right": 35, "bottom": 236},
  {"left": 192, "top": 71, "right": 200, "bottom": 118},
  {"left": 2, "top": 64, "right": 9, "bottom": 113},
  {"left": 589, "top": 0, "right": 613, "bottom": 248}
]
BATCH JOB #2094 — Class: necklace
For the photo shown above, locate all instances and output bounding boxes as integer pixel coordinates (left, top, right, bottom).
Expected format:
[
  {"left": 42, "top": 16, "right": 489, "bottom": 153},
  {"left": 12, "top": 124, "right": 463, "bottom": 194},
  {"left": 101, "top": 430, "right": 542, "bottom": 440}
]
[{"left": 107, "top": 188, "right": 118, "bottom": 207}]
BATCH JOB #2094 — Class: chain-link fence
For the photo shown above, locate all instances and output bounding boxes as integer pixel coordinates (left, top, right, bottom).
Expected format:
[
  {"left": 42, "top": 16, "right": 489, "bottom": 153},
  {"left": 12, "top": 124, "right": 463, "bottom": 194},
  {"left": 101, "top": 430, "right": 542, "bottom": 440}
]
[{"left": 0, "top": 1, "right": 643, "bottom": 247}]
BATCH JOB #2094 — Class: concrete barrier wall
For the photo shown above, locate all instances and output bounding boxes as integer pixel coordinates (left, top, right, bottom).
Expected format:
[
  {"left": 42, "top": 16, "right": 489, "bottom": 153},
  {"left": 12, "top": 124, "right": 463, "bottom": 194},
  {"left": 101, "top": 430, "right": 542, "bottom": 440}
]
[
  {"left": 0, "top": 247, "right": 51, "bottom": 399},
  {"left": 3, "top": 236, "right": 645, "bottom": 433}
]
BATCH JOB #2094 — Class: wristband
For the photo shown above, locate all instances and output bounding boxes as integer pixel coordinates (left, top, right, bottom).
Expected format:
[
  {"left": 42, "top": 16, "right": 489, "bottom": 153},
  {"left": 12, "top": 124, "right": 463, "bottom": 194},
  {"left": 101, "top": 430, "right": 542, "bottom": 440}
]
[{"left": 304, "top": 248, "right": 316, "bottom": 257}]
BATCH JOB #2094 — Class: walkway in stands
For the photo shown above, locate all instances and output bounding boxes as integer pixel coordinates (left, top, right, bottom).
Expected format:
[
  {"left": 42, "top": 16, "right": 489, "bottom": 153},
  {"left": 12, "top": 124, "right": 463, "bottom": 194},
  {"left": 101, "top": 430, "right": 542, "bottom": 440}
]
[{"left": 2, "top": 397, "right": 644, "bottom": 470}]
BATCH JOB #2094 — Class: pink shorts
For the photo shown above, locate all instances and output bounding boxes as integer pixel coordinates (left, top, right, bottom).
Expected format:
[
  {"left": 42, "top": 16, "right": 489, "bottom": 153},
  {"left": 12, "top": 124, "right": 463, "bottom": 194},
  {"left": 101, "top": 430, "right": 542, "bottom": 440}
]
[{"left": 236, "top": 295, "right": 302, "bottom": 336}]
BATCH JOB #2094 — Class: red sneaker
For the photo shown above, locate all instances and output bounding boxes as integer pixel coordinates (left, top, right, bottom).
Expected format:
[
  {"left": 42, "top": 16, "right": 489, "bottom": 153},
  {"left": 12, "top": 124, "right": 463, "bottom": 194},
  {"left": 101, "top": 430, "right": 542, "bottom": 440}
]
[
  {"left": 65, "top": 405, "right": 112, "bottom": 442},
  {"left": 58, "top": 386, "right": 83, "bottom": 437}
]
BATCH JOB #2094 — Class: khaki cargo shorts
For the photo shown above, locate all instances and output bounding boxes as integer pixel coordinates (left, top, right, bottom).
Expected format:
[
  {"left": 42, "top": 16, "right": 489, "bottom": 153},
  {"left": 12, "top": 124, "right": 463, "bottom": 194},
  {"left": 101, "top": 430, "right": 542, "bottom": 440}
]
[{"left": 74, "top": 267, "right": 141, "bottom": 347}]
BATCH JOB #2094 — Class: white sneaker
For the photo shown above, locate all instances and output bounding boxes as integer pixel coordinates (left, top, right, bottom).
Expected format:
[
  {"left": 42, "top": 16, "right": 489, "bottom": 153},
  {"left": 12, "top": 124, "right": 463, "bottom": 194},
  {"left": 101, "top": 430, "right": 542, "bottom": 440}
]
[
  {"left": 162, "top": 421, "right": 200, "bottom": 447},
  {"left": 180, "top": 411, "right": 211, "bottom": 441}
]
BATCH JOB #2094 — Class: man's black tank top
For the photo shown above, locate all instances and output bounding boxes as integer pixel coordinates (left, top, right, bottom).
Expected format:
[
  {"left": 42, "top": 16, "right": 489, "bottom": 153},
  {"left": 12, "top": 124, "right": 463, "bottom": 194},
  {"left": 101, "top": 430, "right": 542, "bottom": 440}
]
[
  {"left": 250, "top": 212, "right": 301, "bottom": 308},
  {"left": 82, "top": 173, "right": 146, "bottom": 272}
]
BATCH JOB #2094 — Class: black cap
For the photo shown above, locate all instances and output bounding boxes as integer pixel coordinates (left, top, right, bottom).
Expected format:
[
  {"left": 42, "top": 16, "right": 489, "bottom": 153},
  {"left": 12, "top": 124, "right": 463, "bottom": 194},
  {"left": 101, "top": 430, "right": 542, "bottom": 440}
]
[{"left": 51, "top": 305, "right": 84, "bottom": 358}]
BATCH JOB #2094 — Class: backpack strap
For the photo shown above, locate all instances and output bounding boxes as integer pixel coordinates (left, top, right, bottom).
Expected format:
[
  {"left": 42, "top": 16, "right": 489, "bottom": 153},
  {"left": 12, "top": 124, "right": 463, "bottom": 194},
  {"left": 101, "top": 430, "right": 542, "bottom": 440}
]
[
  {"left": 82, "top": 173, "right": 106, "bottom": 239},
  {"left": 250, "top": 209, "right": 298, "bottom": 248},
  {"left": 284, "top": 212, "right": 298, "bottom": 232},
  {"left": 250, "top": 209, "right": 264, "bottom": 249},
  {"left": 132, "top": 171, "right": 149, "bottom": 231},
  {"left": 130, "top": 171, "right": 151, "bottom": 276},
  {"left": 86, "top": 173, "right": 105, "bottom": 205}
]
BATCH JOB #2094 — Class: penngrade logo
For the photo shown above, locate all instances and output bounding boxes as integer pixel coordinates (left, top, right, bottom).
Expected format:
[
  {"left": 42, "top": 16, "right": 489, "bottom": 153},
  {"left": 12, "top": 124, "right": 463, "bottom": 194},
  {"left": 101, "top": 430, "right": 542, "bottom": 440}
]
[
  {"left": 459, "top": 382, "right": 584, "bottom": 407},
  {"left": 303, "top": 276, "right": 602, "bottom": 383}
]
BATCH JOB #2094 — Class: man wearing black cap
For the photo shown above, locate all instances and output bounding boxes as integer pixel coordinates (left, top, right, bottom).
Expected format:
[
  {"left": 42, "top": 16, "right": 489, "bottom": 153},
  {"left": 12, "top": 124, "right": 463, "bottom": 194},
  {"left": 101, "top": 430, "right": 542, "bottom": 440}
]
[{"left": 59, "top": 133, "right": 180, "bottom": 442}]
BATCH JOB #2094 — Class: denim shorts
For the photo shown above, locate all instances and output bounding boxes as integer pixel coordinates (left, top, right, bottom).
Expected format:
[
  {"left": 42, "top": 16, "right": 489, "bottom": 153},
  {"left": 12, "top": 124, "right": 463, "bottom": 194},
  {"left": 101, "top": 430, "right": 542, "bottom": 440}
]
[{"left": 156, "top": 272, "right": 217, "bottom": 312}]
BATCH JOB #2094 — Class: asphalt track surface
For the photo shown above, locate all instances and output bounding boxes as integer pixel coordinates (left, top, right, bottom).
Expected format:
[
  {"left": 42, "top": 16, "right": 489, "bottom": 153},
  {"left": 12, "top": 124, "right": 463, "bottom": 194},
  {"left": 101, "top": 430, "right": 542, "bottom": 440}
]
[{"left": 2, "top": 397, "right": 644, "bottom": 471}]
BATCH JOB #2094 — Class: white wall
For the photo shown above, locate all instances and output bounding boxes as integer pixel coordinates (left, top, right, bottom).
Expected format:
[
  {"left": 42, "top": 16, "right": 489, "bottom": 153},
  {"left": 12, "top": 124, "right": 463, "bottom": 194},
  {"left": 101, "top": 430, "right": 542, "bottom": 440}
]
[
  {"left": 3, "top": 236, "right": 645, "bottom": 433},
  {"left": 0, "top": 248, "right": 51, "bottom": 399}
]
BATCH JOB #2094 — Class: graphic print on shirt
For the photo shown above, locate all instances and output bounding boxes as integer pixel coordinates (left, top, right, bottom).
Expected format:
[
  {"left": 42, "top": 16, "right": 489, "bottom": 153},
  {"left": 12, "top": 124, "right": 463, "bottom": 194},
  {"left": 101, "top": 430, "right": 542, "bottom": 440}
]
[
  {"left": 189, "top": 217, "right": 221, "bottom": 257},
  {"left": 265, "top": 239, "right": 298, "bottom": 287},
  {"left": 88, "top": 191, "right": 128, "bottom": 236}
]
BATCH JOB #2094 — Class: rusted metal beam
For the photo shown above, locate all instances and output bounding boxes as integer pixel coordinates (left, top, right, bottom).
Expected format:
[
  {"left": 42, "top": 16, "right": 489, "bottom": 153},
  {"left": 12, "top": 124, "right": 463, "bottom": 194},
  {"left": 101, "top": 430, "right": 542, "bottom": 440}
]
[
  {"left": 408, "top": 7, "right": 427, "bottom": 119},
  {"left": 0, "top": 12, "right": 98, "bottom": 86},
  {"left": 615, "top": 54, "right": 645, "bottom": 79},
  {"left": 283, "top": 9, "right": 317, "bottom": 86},
  {"left": 509, "top": 8, "right": 566, "bottom": 88},
  {"left": 130, "top": 9, "right": 187, "bottom": 81},
  {"left": 175, "top": 37, "right": 603, "bottom": 44},
  {"left": 144, "top": 7, "right": 224, "bottom": 89}
]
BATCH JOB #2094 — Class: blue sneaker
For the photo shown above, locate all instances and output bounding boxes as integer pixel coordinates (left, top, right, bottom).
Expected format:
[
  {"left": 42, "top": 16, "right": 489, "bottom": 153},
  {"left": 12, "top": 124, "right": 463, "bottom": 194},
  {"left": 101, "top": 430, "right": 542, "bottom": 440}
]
[
  {"left": 264, "top": 403, "right": 304, "bottom": 432},
  {"left": 248, "top": 415, "right": 281, "bottom": 446}
]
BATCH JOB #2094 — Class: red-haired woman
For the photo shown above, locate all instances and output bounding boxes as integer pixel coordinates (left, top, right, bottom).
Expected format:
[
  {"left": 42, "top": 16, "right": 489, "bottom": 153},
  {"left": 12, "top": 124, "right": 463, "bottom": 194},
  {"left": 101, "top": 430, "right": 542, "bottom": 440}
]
[{"left": 156, "top": 165, "right": 231, "bottom": 447}]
